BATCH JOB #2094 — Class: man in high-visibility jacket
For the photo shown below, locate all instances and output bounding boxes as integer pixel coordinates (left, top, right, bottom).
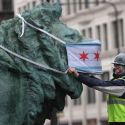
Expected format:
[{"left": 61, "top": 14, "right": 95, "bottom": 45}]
[{"left": 68, "top": 53, "right": 125, "bottom": 125}]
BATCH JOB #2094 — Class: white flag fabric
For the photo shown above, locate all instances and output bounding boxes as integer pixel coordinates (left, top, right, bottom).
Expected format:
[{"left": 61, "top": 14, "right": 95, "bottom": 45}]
[{"left": 66, "top": 39, "right": 102, "bottom": 74}]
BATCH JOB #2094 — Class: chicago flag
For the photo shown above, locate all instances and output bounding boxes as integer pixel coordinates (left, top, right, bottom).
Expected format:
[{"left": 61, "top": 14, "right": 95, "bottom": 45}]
[{"left": 66, "top": 39, "right": 102, "bottom": 74}]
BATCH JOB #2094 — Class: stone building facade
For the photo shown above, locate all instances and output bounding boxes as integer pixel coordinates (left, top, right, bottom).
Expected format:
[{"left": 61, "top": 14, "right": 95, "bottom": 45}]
[{"left": 14, "top": 0, "right": 125, "bottom": 125}]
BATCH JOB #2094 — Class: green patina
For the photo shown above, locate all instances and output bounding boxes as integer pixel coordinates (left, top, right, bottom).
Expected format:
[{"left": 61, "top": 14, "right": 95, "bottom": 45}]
[{"left": 0, "top": 1, "right": 83, "bottom": 125}]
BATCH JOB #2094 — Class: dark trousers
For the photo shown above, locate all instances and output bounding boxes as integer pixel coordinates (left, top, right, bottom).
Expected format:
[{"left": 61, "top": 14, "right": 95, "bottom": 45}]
[{"left": 109, "top": 122, "right": 125, "bottom": 125}]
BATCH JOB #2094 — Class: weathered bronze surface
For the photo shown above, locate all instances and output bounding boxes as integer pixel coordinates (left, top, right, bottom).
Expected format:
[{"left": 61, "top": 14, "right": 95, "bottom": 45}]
[{"left": 0, "top": 1, "right": 83, "bottom": 125}]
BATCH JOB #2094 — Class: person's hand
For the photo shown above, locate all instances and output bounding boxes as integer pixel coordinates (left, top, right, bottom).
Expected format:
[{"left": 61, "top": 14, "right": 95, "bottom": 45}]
[{"left": 68, "top": 67, "right": 79, "bottom": 77}]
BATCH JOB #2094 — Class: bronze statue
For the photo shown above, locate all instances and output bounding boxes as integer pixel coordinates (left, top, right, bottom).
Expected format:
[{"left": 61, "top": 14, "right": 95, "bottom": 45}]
[{"left": 0, "top": 1, "right": 83, "bottom": 125}]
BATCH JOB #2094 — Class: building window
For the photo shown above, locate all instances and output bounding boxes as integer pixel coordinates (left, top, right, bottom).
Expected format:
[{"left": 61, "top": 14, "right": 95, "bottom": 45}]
[
  {"left": 73, "top": 97, "right": 81, "bottom": 106},
  {"left": 60, "top": 123, "right": 68, "bottom": 125},
  {"left": 2, "top": 0, "right": 13, "bottom": 11},
  {"left": 78, "top": 0, "right": 82, "bottom": 10},
  {"left": 27, "top": 3, "right": 30, "bottom": 10},
  {"left": 18, "top": 8, "right": 21, "bottom": 13},
  {"left": 52, "top": 0, "right": 55, "bottom": 3},
  {"left": 102, "top": 92, "right": 107, "bottom": 102},
  {"left": 112, "top": 21, "right": 118, "bottom": 48},
  {"left": 32, "top": 1, "right": 36, "bottom": 7},
  {"left": 87, "top": 87, "right": 96, "bottom": 104},
  {"left": 96, "top": 25, "right": 101, "bottom": 40},
  {"left": 85, "top": 0, "right": 89, "bottom": 8},
  {"left": 95, "top": 0, "right": 99, "bottom": 5},
  {"left": 82, "top": 29, "right": 86, "bottom": 37},
  {"left": 73, "top": 0, "right": 77, "bottom": 13},
  {"left": 41, "top": 0, "right": 44, "bottom": 3},
  {"left": 88, "top": 27, "right": 92, "bottom": 38},
  {"left": 87, "top": 119, "right": 97, "bottom": 125},
  {"left": 65, "top": 96, "right": 68, "bottom": 106},
  {"left": 103, "top": 23, "right": 108, "bottom": 50},
  {"left": 101, "top": 72, "right": 109, "bottom": 102},
  {"left": 23, "top": 5, "right": 26, "bottom": 11},
  {"left": 102, "top": 0, "right": 106, "bottom": 3},
  {"left": 72, "top": 121, "right": 82, "bottom": 125},
  {"left": 119, "top": 19, "right": 124, "bottom": 46},
  {"left": 67, "top": 0, "right": 71, "bottom": 14},
  {"left": 100, "top": 119, "right": 108, "bottom": 125}
]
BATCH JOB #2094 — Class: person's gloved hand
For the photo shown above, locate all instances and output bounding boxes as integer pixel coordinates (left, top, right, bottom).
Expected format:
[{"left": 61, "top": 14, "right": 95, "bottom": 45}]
[{"left": 68, "top": 67, "right": 79, "bottom": 77}]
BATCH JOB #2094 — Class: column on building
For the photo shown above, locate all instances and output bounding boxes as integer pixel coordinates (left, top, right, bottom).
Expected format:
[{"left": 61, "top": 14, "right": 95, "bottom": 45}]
[
  {"left": 82, "top": 85, "right": 87, "bottom": 125},
  {"left": 107, "top": 18, "right": 115, "bottom": 53},
  {"left": 61, "top": 0, "right": 68, "bottom": 17},
  {"left": 95, "top": 90, "right": 101, "bottom": 125},
  {"left": 68, "top": 96, "right": 73, "bottom": 125},
  {"left": 123, "top": 13, "right": 125, "bottom": 48}
]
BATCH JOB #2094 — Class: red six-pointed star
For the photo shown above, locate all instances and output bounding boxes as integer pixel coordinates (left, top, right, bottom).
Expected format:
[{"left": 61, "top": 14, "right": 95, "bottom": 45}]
[
  {"left": 94, "top": 51, "right": 100, "bottom": 61},
  {"left": 80, "top": 51, "right": 88, "bottom": 61}
]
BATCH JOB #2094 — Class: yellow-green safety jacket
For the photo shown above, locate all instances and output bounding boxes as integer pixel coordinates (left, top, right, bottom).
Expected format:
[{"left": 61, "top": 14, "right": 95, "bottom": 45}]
[
  {"left": 107, "top": 76, "right": 125, "bottom": 122},
  {"left": 78, "top": 74, "right": 125, "bottom": 122}
]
